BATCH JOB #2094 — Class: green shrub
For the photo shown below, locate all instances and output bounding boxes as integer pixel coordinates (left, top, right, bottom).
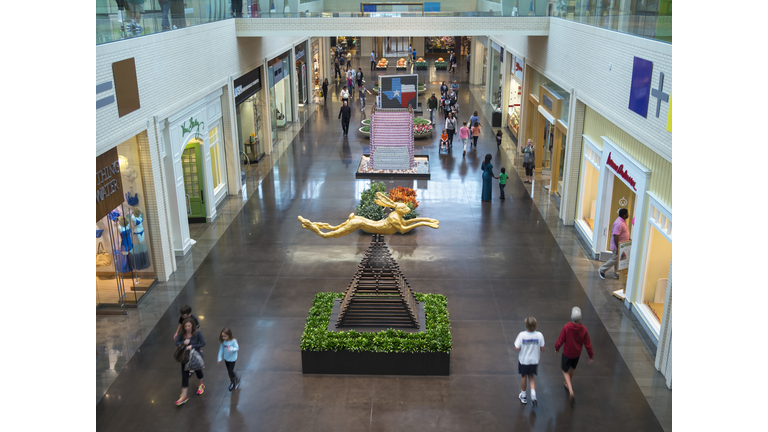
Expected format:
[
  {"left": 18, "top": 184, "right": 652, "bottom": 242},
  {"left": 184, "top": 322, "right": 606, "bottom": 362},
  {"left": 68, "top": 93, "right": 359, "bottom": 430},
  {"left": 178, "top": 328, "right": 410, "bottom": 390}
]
[
  {"left": 300, "top": 292, "right": 452, "bottom": 353},
  {"left": 361, "top": 125, "right": 370, "bottom": 133},
  {"left": 354, "top": 181, "right": 387, "bottom": 221}
]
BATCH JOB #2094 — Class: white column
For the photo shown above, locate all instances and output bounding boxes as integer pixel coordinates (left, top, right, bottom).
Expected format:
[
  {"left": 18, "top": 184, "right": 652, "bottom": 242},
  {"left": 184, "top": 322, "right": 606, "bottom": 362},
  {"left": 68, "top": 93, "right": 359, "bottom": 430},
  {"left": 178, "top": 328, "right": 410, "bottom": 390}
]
[{"left": 558, "top": 98, "right": 585, "bottom": 226}]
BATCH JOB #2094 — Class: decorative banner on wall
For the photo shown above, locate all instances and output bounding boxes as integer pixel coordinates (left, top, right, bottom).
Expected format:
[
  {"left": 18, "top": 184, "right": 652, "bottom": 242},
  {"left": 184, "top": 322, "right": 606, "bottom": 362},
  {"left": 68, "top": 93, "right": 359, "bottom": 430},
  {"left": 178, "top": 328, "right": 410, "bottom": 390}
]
[
  {"left": 628, "top": 56, "right": 653, "bottom": 118},
  {"left": 96, "top": 148, "right": 125, "bottom": 222},
  {"left": 379, "top": 74, "right": 418, "bottom": 109}
]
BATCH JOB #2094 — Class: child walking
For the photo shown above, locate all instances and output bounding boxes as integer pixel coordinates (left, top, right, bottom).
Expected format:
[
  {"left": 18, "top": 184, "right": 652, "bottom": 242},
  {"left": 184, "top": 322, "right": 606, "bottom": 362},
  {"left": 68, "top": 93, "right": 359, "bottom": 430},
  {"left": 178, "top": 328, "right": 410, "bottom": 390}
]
[
  {"left": 217, "top": 328, "right": 241, "bottom": 391},
  {"left": 499, "top": 167, "right": 508, "bottom": 200},
  {"left": 496, "top": 129, "right": 503, "bottom": 147},
  {"left": 173, "top": 305, "right": 199, "bottom": 340},
  {"left": 459, "top": 121, "right": 470, "bottom": 157},
  {"left": 514, "top": 317, "right": 545, "bottom": 406}
]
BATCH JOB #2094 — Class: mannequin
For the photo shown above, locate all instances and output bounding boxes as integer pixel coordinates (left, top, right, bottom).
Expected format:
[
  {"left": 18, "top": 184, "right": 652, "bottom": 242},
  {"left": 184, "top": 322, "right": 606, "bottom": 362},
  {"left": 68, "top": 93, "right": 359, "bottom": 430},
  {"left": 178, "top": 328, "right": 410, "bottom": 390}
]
[
  {"left": 115, "top": 216, "right": 133, "bottom": 274},
  {"left": 131, "top": 207, "right": 151, "bottom": 272}
]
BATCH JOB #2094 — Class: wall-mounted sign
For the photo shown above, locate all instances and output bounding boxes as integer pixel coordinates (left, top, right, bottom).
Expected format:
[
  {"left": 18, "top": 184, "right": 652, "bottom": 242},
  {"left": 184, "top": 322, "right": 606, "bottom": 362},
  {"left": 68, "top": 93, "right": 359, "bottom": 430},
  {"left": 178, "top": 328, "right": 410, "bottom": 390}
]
[
  {"left": 651, "top": 71, "right": 669, "bottom": 118},
  {"left": 295, "top": 46, "right": 305, "bottom": 61},
  {"left": 618, "top": 240, "right": 632, "bottom": 271},
  {"left": 606, "top": 152, "right": 637, "bottom": 191},
  {"left": 628, "top": 56, "right": 653, "bottom": 118},
  {"left": 234, "top": 66, "right": 263, "bottom": 106},
  {"left": 542, "top": 94, "right": 553, "bottom": 112},
  {"left": 181, "top": 117, "right": 204, "bottom": 139},
  {"left": 512, "top": 56, "right": 523, "bottom": 81},
  {"left": 96, "top": 148, "right": 124, "bottom": 222}
]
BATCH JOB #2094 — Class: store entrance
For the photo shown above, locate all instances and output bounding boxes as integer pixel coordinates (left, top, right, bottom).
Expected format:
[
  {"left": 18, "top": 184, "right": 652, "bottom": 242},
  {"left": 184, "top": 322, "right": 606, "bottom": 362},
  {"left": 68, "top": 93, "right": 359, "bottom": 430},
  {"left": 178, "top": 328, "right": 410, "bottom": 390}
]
[
  {"left": 601, "top": 172, "right": 637, "bottom": 255},
  {"left": 182, "top": 139, "right": 206, "bottom": 222}
]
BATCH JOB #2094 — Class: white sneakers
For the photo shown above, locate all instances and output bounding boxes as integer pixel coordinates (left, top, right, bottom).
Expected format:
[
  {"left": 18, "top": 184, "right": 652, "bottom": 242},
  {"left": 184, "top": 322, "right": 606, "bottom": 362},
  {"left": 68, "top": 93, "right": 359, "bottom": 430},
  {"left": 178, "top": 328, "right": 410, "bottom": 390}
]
[{"left": 519, "top": 391, "right": 527, "bottom": 404}]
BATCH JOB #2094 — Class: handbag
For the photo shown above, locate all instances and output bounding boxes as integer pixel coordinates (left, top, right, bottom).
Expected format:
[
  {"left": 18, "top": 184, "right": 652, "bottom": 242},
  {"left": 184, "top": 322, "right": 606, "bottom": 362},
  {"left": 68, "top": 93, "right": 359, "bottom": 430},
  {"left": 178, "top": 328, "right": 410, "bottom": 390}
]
[
  {"left": 174, "top": 345, "right": 189, "bottom": 364},
  {"left": 185, "top": 348, "right": 205, "bottom": 371},
  {"left": 96, "top": 242, "right": 112, "bottom": 267}
]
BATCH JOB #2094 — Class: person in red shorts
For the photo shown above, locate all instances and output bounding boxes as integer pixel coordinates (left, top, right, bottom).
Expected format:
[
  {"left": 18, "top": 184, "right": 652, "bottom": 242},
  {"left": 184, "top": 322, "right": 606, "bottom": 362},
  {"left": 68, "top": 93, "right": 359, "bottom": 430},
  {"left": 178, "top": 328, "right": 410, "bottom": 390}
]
[{"left": 555, "top": 306, "right": 594, "bottom": 406}]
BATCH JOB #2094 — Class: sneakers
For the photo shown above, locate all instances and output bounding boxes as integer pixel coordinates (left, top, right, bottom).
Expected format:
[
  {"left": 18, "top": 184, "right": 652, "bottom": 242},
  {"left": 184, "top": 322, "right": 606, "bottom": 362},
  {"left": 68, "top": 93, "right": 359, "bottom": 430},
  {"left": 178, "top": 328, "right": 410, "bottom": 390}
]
[
  {"left": 531, "top": 397, "right": 537, "bottom": 407},
  {"left": 612, "top": 273, "right": 620, "bottom": 279},
  {"left": 518, "top": 392, "right": 527, "bottom": 404},
  {"left": 196, "top": 383, "right": 205, "bottom": 395},
  {"left": 598, "top": 270, "right": 606, "bottom": 280},
  {"left": 175, "top": 396, "right": 189, "bottom": 406}
]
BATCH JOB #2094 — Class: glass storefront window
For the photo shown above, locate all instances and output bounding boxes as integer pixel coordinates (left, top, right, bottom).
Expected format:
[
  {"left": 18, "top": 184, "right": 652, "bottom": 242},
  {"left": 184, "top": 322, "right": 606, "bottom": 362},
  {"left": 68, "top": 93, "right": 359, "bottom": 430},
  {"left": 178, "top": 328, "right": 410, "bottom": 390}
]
[
  {"left": 296, "top": 42, "right": 308, "bottom": 106},
  {"left": 236, "top": 90, "right": 265, "bottom": 162},
  {"left": 641, "top": 225, "right": 672, "bottom": 324},
  {"left": 426, "top": 36, "right": 454, "bottom": 53},
  {"left": 508, "top": 79, "right": 522, "bottom": 140},
  {"left": 490, "top": 47, "right": 502, "bottom": 111},
  {"left": 576, "top": 139, "right": 600, "bottom": 234},
  {"left": 482, "top": 46, "right": 488, "bottom": 86},
  {"left": 96, "top": 134, "right": 157, "bottom": 307},
  {"left": 208, "top": 125, "right": 225, "bottom": 190}
]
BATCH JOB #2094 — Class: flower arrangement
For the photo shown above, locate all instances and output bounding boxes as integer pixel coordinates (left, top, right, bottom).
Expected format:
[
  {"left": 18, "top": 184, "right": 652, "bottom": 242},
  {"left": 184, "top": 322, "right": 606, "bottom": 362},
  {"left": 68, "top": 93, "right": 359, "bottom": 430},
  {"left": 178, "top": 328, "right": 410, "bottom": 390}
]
[
  {"left": 413, "top": 117, "right": 433, "bottom": 136},
  {"left": 415, "top": 61, "right": 428, "bottom": 70},
  {"left": 389, "top": 186, "right": 419, "bottom": 220},
  {"left": 435, "top": 60, "right": 448, "bottom": 70}
]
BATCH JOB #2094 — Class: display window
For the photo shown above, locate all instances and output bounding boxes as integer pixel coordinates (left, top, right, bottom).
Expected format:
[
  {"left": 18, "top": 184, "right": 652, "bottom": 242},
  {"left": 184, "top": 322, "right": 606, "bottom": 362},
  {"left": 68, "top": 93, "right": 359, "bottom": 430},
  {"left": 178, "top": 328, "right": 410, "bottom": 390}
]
[
  {"left": 295, "top": 42, "right": 308, "bottom": 106},
  {"left": 268, "top": 51, "right": 293, "bottom": 138},
  {"left": 637, "top": 194, "right": 672, "bottom": 334},
  {"left": 96, "top": 134, "right": 157, "bottom": 307},
  {"left": 208, "top": 124, "right": 225, "bottom": 192},
  {"left": 507, "top": 79, "right": 521, "bottom": 139},
  {"left": 234, "top": 66, "right": 266, "bottom": 163},
  {"left": 490, "top": 47, "right": 502, "bottom": 112},
  {"left": 311, "top": 39, "right": 320, "bottom": 98},
  {"left": 426, "top": 36, "right": 454, "bottom": 53}
]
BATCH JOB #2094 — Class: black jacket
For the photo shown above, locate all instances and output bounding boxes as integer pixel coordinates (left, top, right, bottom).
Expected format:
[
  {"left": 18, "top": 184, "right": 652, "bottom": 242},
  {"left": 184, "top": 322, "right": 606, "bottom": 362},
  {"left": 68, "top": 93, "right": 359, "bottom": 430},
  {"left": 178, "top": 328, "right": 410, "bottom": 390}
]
[
  {"left": 338, "top": 105, "right": 351, "bottom": 121},
  {"left": 322, "top": 82, "right": 328, "bottom": 95}
]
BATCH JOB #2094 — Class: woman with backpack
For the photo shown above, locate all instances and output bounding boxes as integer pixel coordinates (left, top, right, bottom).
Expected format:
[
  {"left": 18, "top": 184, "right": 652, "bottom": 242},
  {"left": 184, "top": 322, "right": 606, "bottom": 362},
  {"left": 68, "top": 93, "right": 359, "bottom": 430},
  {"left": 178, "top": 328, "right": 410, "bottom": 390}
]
[{"left": 175, "top": 317, "right": 206, "bottom": 406}]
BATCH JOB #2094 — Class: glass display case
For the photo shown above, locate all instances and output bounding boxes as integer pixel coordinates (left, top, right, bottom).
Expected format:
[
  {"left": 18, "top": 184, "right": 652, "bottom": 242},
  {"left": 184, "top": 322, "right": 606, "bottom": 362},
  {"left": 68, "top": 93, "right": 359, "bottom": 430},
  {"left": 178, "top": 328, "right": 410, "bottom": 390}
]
[{"left": 507, "top": 81, "right": 522, "bottom": 139}]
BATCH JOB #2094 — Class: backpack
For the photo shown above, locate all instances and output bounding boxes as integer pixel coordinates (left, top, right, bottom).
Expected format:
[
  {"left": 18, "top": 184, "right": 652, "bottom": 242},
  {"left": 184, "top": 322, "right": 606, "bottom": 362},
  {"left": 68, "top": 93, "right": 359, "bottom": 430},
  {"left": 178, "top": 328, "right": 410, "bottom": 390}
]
[{"left": 356, "top": 71, "right": 363, "bottom": 81}]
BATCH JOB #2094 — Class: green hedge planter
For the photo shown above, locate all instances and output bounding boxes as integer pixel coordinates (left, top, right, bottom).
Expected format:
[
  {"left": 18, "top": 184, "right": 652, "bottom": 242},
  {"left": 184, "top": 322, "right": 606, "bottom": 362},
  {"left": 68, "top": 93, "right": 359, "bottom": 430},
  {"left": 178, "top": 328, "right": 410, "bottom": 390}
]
[
  {"left": 301, "top": 292, "right": 452, "bottom": 375},
  {"left": 435, "top": 61, "right": 448, "bottom": 70}
]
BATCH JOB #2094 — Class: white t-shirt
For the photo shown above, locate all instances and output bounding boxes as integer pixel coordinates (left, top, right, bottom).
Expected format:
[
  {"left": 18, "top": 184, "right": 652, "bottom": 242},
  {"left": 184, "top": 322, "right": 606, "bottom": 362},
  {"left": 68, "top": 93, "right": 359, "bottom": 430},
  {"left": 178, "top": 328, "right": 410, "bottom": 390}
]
[{"left": 514, "top": 331, "right": 545, "bottom": 365}]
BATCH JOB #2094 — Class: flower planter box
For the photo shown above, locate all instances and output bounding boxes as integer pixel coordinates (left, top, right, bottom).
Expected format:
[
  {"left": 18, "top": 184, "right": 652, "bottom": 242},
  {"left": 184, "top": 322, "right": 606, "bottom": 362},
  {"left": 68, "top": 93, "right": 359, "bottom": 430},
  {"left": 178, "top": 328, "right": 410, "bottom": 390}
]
[{"left": 301, "top": 350, "right": 450, "bottom": 375}]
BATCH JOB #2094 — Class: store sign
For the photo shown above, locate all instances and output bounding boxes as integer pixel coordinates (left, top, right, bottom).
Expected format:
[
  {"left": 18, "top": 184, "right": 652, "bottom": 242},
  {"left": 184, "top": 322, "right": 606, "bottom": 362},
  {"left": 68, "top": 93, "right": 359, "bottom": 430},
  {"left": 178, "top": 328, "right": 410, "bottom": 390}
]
[
  {"left": 618, "top": 240, "right": 632, "bottom": 271},
  {"left": 181, "top": 117, "right": 204, "bottom": 139},
  {"left": 295, "top": 47, "right": 305, "bottom": 61},
  {"left": 606, "top": 152, "right": 637, "bottom": 191},
  {"left": 234, "top": 66, "right": 262, "bottom": 106},
  {"left": 628, "top": 56, "right": 653, "bottom": 118},
  {"left": 542, "top": 94, "right": 553, "bottom": 111},
  {"left": 511, "top": 56, "right": 523, "bottom": 81},
  {"left": 96, "top": 148, "right": 124, "bottom": 222}
]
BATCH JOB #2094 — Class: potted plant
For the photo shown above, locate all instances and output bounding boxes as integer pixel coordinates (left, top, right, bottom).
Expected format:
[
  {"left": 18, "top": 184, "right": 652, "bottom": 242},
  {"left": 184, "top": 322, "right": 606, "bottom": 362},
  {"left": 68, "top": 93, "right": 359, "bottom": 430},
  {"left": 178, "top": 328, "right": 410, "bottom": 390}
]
[
  {"left": 435, "top": 58, "right": 448, "bottom": 70},
  {"left": 413, "top": 118, "right": 433, "bottom": 139}
]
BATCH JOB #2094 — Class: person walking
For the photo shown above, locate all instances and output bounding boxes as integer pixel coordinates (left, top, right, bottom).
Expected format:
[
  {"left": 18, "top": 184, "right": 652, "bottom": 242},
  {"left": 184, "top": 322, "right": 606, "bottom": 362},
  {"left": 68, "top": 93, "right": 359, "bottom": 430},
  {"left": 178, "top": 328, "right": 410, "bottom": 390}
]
[
  {"left": 175, "top": 317, "right": 206, "bottom": 406},
  {"left": 522, "top": 139, "right": 535, "bottom": 183},
  {"left": 466, "top": 51, "right": 470, "bottom": 73},
  {"left": 469, "top": 111, "right": 480, "bottom": 133},
  {"left": 338, "top": 100, "right": 352, "bottom": 136},
  {"left": 459, "top": 121, "right": 470, "bottom": 157},
  {"left": 321, "top": 79, "right": 329, "bottom": 105},
  {"left": 370, "top": 50, "right": 376, "bottom": 71},
  {"left": 514, "top": 317, "right": 545, "bottom": 406},
  {"left": 346, "top": 51, "right": 352, "bottom": 68},
  {"left": 496, "top": 129, "right": 503, "bottom": 147},
  {"left": 412, "top": 48, "right": 417, "bottom": 63},
  {"left": 356, "top": 68, "right": 364, "bottom": 89},
  {"left": 347, "top": 68, "right": 355, "bottom": 92},
  {"left": 599, "top": 208, "right": 630, "bottom": 280},
  {"left": 340, "top": 86, "right": 349, "bottom": 105},
  {"left": 217, "top": 328, "right": 241, "bottom": 391},
  {"left": 358, "top": 83, "right": 372, "bottom": 111},
  {"left": 231, "top": 0, "right": 242, "bottom": 17},
  {"left": 334, "top": 61, "right": 341, "bottom": 80},
  {"left": 480, "top": 154, "right": 497, "bottom": 202},
  {"left": 499, "top": 167, "right": 508, "bottom": 199},
  {"left": 440, "top": 81, "right": 448, "bottom": 97},
  {"left": 427, "top": 93, "right": 438, "bottom": 125},
  {"left": 471, "top": 121, "right": 481, "bottom": 150},
  {"left": 555, "top": 307, "right": 594, "bottom": 407},
  {"left": 159, "top": 0, "right": 171, "bottom": 30},
  {"left": 444, "top": 112, "right": 457, "bottom": 148}
]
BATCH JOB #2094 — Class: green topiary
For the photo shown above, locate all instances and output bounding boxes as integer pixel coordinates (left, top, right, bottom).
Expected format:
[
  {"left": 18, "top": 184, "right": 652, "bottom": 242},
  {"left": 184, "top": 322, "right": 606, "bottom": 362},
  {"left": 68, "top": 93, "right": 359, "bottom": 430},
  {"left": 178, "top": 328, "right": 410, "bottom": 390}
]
[{"left": 354, "top": 181, "right": 387, "bottom": 221}]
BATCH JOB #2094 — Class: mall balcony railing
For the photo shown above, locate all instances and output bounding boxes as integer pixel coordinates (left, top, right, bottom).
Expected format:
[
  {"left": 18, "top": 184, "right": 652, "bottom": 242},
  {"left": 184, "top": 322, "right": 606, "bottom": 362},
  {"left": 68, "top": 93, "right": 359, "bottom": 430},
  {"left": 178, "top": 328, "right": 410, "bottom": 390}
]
[{"left": 96, "top": 1, "right": 671, "bottom": 46}]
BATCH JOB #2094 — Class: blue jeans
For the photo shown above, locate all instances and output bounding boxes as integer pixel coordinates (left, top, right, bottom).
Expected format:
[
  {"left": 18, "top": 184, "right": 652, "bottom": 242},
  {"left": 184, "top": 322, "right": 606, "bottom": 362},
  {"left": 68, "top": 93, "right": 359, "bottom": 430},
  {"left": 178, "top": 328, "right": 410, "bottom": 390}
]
[
  {"left": 499, "top": 183, "right": 506, "bottom": 199},
  {"left": 159, "top": 1, "right": 171, "bottom": 29}
]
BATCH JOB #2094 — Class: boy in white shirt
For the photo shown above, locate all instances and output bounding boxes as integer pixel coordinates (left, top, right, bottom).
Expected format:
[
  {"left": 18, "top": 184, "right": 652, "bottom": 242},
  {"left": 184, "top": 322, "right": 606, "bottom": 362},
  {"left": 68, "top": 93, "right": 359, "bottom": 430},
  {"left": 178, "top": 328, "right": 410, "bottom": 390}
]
[{"left": 514, "top": 316, "right": 545, "bottom": 406}]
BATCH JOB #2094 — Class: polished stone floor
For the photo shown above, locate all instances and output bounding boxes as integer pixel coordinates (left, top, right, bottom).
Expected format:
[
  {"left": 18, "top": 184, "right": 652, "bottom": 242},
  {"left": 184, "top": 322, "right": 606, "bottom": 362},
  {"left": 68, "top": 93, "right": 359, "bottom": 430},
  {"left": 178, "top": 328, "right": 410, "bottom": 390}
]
[{"left": 96, "top": 61, "right": 667, "bottom": 432}]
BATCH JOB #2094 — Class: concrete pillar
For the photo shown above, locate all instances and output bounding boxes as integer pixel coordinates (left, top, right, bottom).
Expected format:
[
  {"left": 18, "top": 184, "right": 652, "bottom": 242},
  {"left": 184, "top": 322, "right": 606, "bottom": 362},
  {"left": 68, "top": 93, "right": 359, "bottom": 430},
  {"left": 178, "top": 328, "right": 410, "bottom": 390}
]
[
  {"left": 558, "top": 97, "right": 584, "bottom": 226},
  {"left": 412, "top": 37, "right": 425, "bottom": 58},
  {"left": 469, "top": 38, "right": 484, "bottom": 85},
  {"left": 360, "top": 37, "right": 373, "bottom": 64}
]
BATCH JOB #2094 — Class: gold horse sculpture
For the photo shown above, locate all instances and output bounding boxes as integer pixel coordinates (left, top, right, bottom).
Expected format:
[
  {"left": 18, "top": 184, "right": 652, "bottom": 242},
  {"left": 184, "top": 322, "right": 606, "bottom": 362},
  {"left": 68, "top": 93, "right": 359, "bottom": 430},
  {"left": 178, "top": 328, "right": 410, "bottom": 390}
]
[{"left": 298, "top": 192, "right": 439, "bottom": 238}]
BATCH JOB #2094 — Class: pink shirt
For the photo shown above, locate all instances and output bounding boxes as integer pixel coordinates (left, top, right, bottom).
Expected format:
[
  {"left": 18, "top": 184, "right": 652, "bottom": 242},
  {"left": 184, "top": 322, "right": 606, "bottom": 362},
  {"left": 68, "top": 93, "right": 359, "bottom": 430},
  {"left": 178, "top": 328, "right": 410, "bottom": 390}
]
[
  {"left": 610, "top": 216, "right": 630, "bottom": 251},
  {"left": 459, "top": 126, "right": 470, "bottom": 139}
]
